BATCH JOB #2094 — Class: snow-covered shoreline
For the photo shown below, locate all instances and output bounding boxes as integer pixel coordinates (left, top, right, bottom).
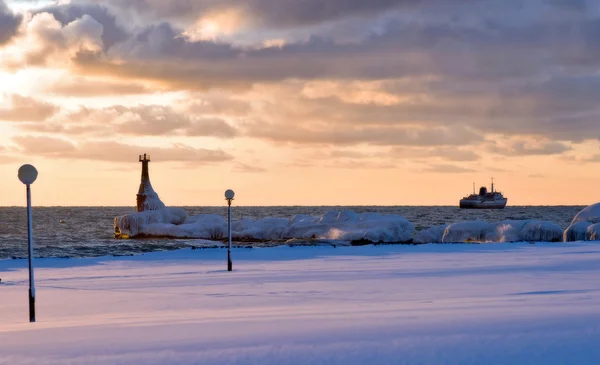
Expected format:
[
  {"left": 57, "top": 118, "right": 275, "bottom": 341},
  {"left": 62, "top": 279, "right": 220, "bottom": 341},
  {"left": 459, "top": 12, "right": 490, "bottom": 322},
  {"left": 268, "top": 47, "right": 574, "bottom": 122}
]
[{"left": 2, "top": 243, "right": 600, "bottom": 365}]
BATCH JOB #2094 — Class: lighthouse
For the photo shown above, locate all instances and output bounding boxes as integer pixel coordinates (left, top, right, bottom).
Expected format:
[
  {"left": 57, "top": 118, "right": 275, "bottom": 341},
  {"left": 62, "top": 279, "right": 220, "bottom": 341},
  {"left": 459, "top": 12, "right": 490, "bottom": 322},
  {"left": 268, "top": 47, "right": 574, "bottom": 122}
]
[{"left": 136, "top": 153, "right": 152, "bottom": 212}]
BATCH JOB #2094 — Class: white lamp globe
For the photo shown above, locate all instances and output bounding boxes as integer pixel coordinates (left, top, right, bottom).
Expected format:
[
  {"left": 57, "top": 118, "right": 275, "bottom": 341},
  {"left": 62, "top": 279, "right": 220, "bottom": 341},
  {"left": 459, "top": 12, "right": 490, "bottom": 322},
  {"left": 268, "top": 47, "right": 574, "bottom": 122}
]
[
  {"left": 225, "top": 189, "right": 235, "bottom": 200},
  {"left": 18, "top": 164, "right": 38, "bottom": 185}
]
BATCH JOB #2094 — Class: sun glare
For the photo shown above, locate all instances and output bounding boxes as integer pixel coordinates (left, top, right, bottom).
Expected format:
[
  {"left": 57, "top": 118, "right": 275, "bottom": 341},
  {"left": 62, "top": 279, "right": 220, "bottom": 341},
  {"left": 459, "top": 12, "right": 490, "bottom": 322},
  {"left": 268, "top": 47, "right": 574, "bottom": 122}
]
[{"left": 181, "top": 8, "right": 247, "bottom": 41}]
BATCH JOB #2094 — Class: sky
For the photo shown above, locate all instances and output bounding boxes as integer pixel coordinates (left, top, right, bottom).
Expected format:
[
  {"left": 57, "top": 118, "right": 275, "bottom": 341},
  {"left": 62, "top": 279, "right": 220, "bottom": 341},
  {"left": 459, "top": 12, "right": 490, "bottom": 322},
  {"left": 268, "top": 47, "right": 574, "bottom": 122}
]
[{"left": 0, "top": 0, "right": 599, "bottom": 206}]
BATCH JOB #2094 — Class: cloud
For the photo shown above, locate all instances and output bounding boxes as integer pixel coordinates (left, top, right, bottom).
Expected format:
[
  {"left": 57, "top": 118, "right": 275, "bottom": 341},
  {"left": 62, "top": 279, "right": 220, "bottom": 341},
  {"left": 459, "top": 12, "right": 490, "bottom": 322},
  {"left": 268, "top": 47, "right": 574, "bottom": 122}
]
[
  {"left": 486, "top": 138, "right": 572, "bottom": 156},
  {"left": 324, "top": 160, "right": 397, "bottom": 169},
  {"left": 0, "top": 0, "right": 21, "bottom": 45},
  {"left": 12, "top": 135, "right": 76, "bottom": 154},
  {"left": 246, "top": 122, "right": 483, "bottom": 147},
  {"left": 232, "top": 162, "right": 266, "bottom": 173},
  {"left": 4, "top": 0, "right": 600, "bottom": 151},
  {"left": 185, "top": 95, "right": 251, "bottom": 117},
  {"left": 100, "top": 0, "right": 450, "bottom": 28},
  {"left": 24, "top": 104, "right": 238, "bottom": 138},
  {"left": 0, "top": 155, "right": 21, "bottom": 164},
  {"left": 186, "top": 118, "right": 238, "bottom": 138},
  {"left": 42, "top": 76, "right": 150, "bottom": 96},
  {"left": 562, "top": 153, "right": 600, "bottom": 163},
  {"left": 2, "top": 12, "right": 104, "bottom": 68},
  {"left": 422, "top": 163, "right": 477, "bottom": 174},
  {"left": 392, "top": 146, "right": 480, "bottom": 161},
  {"left": 34, "top": 3, "right": 128, "bottom": 48},
  {"left": 0, "top": 94, "right": 58, "bottom": 122},
  {"left": 12, "top": 136, "right": 233, "bottom": 164}
]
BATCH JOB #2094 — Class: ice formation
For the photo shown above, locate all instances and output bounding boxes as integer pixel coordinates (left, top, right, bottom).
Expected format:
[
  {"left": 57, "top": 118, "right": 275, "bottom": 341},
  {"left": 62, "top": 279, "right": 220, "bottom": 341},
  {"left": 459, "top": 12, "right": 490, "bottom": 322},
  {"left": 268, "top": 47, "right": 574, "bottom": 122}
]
[
  {"left": 418, "top": 220, "right": 564, "bottom": 243},
  {"left": 115, "top": 208, "right": 415, "bottom": 243},
  {"left": 138, "top": 182, "right": 166, "bottom": 211},
  {"left": 414, "top": 225, "right": 448, "bottom": 244},
  {"left": 564, "top": 203, "right": 600, "bottom": 242}
]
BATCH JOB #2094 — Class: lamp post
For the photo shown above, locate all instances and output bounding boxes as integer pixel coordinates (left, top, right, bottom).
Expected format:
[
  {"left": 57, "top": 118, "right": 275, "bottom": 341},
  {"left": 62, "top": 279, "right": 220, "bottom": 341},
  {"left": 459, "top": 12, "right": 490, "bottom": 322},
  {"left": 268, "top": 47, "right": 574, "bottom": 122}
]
[
  {"left": 18, "top": 164, "right": 38, "bottom": 323},
  {"left": 225, "top": 189, "right": 235, "bottom": 271}
]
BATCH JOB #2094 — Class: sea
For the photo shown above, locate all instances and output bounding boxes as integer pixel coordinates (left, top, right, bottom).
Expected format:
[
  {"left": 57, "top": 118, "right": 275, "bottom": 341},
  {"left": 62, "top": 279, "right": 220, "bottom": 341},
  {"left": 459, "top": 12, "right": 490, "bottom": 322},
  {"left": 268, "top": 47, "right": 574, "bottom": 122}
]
[{"left": 0, "top": 206, "right": 584, "bottom": 259}]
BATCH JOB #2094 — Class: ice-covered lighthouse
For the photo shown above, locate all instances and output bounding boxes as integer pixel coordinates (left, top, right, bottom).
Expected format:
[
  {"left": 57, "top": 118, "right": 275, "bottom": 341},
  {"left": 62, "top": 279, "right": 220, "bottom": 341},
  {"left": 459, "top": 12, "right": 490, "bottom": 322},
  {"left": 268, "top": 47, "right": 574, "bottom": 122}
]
[{"left": 136, "top": 153, "right": 165, "bottom": 212}]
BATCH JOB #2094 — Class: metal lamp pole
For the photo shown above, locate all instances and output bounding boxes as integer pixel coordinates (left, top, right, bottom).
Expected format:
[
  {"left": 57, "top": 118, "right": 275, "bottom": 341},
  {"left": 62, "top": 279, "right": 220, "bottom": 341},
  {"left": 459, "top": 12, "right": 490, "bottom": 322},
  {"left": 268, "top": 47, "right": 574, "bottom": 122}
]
[
  {"left": 225, "top": 189, "right": 235, "bottom": 271},
  {"left": 18, "top": 164, "right": 38, "bottom": 323}
]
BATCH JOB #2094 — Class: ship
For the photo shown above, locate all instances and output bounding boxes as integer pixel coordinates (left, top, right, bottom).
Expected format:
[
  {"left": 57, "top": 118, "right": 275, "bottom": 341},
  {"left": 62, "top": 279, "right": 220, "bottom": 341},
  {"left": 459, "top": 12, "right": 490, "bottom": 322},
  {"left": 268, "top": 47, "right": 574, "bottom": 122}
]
[{"left": 459, "top": 179, "right": 507, "bottom": 209}]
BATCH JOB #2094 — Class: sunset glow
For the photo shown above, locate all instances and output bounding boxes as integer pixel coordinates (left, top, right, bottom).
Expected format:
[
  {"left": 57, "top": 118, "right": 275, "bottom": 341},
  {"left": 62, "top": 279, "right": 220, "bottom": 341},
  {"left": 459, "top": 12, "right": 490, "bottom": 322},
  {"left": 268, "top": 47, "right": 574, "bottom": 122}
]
[{"left": 0, "top": 0, "right": 599, "bottom": 206}]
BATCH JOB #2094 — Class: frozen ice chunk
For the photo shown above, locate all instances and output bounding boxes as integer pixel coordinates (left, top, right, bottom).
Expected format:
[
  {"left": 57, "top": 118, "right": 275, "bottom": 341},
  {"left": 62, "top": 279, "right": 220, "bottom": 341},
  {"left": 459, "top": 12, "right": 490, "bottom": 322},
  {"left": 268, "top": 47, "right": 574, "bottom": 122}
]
[
  {"left": 587, "top": 223, "right": 600, "bottom": 241},
  {"left": 441, "top": 220, "right": 563, "bottom": 243},
  {"left": 564, "top": 203, "right": 600, "bottom": 242},
  {"left": 519, "top": 221, "right": 563, "bottom": 242},
  {"left": 414, "top": 225, "right": 448, "bottom": 244},
  {"left": 114, "top": 207, "right": 189, "bottom": 237},
  {"left": 564, "top": 221, "right": 591, "bottom": 242},
  {"left": 442, "top": 221, "right": 490, "bottom": 243}
]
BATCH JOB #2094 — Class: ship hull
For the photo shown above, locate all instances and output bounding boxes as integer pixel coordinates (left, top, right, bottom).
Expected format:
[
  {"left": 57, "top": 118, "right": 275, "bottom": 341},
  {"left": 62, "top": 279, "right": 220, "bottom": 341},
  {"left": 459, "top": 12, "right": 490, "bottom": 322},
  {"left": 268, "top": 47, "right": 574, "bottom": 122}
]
[{"left": 459, "top": 199, "right": 507, "bottom": 209}]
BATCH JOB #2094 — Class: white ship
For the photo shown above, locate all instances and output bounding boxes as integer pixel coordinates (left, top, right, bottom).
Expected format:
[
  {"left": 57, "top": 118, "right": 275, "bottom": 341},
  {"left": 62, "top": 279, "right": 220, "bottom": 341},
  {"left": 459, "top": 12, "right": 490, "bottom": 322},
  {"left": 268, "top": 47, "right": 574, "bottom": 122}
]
[{"left": 459, "top": 179, "right": 507, "bottom": 209}]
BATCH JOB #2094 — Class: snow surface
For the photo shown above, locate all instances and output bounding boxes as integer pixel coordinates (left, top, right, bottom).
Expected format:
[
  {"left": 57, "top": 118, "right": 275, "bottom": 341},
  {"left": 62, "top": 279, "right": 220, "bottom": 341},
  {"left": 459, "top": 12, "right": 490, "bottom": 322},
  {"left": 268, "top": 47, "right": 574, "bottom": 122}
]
[
  {"left": 564, "top": 203, "right": 600, "bottom": 242},
  {"left": 2, "top": 243, "right": 600, "bottom": 365},
  {"left": 115, "top": 209, "right": 415, "bottom": 243}
]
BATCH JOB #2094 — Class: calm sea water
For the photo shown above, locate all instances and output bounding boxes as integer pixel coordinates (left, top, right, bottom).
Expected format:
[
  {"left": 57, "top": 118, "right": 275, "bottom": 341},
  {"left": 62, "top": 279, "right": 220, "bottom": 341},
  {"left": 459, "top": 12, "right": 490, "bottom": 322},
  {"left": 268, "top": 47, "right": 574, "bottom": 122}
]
[{"left": 0, "top": 206, "right": 584, "bottom": 259}]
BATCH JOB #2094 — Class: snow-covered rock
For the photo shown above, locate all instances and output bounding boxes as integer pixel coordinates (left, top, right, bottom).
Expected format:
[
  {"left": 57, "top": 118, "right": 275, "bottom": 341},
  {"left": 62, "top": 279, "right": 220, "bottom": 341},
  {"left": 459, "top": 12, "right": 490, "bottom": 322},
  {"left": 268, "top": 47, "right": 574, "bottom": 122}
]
[{"left": 564, "top": 203, "right": 600, "bottom": 242}]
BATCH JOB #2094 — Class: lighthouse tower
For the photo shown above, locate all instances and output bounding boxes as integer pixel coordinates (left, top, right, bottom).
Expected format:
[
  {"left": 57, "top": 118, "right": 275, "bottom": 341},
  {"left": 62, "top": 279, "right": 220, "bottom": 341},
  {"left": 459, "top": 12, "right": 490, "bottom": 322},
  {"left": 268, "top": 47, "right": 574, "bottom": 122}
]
[{"left": 136, "top": 153, "right": 151, "bottom": 212}]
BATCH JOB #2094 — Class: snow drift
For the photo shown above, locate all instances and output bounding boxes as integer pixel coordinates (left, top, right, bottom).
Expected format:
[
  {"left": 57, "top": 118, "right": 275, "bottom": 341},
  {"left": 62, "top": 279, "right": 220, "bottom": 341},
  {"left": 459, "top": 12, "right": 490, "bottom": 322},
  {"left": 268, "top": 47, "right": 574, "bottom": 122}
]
[
  {"left": 564, "top": 203, "right": 600, "bottom": 242},
  {"left": 115, "top": 208, "right": 415, "bottom": 243}
]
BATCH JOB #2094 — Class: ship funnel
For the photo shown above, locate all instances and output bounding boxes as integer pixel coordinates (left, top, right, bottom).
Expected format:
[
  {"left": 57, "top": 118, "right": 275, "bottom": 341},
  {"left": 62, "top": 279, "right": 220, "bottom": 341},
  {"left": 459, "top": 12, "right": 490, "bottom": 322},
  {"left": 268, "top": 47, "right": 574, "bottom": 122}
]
[{"left": 479, "top": 186, "right": 488, "bottom": 196}]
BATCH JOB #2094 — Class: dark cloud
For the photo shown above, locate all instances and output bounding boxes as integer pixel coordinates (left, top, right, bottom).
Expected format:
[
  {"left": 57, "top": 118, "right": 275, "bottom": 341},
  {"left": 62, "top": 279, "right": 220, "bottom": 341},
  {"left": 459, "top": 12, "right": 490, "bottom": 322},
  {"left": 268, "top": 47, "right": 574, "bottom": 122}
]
[
  {"left": 0, "top": 94, "right": 59, "bottom": 122},
  {"left": 12, "top": 136, "right": 233, "bottom": 164},
  {"left": 0, "top": 0, "right": 21, "bottom": 45},
  {"left": 99, "top": 0, "right": 461, "bottom": 27}
]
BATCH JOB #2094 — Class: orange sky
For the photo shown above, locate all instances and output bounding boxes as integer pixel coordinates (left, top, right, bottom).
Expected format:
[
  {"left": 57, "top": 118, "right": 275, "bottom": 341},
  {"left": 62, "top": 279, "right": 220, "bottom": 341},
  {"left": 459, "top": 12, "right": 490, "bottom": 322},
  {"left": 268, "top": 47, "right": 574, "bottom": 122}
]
[{"left": 0, "top": 0, "right": 599, "bottom": 207}]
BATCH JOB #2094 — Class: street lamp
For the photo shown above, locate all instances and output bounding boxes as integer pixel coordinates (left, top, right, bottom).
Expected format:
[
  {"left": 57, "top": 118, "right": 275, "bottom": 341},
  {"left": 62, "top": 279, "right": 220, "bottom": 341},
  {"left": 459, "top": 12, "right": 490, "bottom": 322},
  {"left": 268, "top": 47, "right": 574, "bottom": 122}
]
[
  {"left": 225, "top": 189, "right": 235, "bottom": 271},
  {"left": 18, "top": 164, "right": 38, "bottom": 323}
]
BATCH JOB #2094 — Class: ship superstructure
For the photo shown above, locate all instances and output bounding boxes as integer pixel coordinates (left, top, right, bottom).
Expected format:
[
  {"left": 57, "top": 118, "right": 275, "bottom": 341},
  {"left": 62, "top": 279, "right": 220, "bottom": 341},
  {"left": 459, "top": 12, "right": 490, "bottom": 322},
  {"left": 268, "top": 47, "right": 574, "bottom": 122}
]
[{"left": 459, "top": 179, "right": 507, "bottom": 209}]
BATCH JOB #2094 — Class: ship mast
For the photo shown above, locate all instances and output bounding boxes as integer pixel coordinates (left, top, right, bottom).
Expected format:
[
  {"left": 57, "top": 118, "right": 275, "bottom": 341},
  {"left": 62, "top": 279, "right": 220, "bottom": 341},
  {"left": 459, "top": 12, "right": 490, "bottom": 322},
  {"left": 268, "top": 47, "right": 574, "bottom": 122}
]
[
  {"left": 491, "top": 177, "right": 494, "bottom": 193},
  {"left": 473, "top": 182, "right": 475, "bottom": 195}
]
